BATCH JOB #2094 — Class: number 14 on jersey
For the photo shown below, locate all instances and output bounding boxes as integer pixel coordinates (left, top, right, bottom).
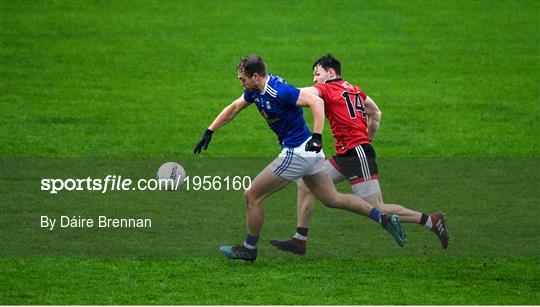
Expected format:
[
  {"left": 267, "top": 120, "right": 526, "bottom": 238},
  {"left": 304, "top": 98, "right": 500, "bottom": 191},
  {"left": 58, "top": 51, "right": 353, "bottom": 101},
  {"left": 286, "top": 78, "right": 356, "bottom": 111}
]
[{"left": 341, "top": 92, "right": 366, "bottom": 119}]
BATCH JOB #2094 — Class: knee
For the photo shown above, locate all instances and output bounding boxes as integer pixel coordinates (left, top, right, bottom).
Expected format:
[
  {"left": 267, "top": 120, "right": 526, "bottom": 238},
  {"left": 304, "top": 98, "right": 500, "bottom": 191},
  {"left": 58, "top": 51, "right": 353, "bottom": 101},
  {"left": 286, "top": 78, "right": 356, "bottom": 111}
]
[
  {"left": 244, "top": 188, "right": 261, "bottom": 209},
  {"left": 243, "top": 189, "right": 254, "bottom": 205}
]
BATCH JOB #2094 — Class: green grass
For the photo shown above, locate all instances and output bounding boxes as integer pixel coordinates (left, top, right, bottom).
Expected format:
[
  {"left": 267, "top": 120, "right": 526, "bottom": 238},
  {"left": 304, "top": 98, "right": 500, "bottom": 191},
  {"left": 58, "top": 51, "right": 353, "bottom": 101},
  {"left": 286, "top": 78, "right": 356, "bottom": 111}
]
[
  {"left": 1, "top": 157, "right": 539, "bottom": 304},
  {"left": 1, "top": 258, "right": 538, "bottom": 305},
  {"left": 1, "top": 1, "right": 539, "bottom": 157},
  {"left": 1, "top": 0, "right": 539, "bottom": 305}
]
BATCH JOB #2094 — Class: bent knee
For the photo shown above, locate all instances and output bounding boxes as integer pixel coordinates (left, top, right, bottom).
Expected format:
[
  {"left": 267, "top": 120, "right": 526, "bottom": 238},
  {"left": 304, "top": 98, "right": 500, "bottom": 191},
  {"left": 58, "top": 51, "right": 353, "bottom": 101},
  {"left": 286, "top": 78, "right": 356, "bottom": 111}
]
[
  {"left": 244, "top": 188, "right": 264, "bottom": 209},
  {"left": 243, "top": 189, "right": 256, "bottom": 205}
]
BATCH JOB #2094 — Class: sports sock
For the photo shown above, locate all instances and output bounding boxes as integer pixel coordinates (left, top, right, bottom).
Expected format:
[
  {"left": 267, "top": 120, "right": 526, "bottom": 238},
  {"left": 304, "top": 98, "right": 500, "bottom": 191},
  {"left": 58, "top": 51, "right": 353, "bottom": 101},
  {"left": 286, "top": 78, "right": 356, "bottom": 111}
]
[
  {"left": 420, "top": 213, "right": 433, "bottom": 229},
  {"left": 293, "top": 227, "right": 308, "bottom": 241},
  {"left": 369, "top": 207, "right": 383, "bottom": 224},
  {"left": 244, "top": 234, "right": 259, "bottom": 249}
]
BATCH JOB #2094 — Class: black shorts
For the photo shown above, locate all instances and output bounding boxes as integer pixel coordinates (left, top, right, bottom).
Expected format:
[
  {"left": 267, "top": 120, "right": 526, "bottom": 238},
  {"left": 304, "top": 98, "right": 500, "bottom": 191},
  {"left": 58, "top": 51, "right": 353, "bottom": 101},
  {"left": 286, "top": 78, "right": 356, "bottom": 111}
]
[{"left": 328, "top": 143, "right": 379, "bottom": 184}]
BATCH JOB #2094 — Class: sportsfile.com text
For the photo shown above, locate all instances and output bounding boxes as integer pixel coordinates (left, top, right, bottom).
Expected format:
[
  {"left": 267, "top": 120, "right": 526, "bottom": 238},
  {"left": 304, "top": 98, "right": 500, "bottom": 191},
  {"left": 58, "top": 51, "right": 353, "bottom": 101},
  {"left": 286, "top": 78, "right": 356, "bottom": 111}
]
[{"left": 40, "top": 175, "right": 252, "bottom": 194}]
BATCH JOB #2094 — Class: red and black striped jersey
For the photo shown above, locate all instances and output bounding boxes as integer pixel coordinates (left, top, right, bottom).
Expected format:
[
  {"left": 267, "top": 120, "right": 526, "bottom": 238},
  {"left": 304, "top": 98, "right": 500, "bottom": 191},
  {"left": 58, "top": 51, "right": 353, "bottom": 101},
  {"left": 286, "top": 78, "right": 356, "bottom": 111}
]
[{"left": 314, "top": 79, "right": 370, "bottom": 154}]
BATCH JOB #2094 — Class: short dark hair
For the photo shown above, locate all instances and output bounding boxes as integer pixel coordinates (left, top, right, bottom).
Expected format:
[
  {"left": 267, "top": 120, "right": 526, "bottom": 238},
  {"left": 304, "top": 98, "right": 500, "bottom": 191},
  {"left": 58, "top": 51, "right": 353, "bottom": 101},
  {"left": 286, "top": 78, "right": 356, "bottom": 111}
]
[
  {"left": 237, "top": 54, "right": 267, "bottom": 77},
  {"left": 312, "top": 54, "right": 341, "bottom": 76}
]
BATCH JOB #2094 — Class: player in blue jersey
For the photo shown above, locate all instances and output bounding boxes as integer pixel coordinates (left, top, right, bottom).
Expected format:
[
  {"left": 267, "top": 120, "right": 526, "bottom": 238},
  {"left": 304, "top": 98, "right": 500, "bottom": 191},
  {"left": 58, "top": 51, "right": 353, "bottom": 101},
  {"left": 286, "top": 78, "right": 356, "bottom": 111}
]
[{"left": 194, "top": 55, "right": 406, "bottom": 261}]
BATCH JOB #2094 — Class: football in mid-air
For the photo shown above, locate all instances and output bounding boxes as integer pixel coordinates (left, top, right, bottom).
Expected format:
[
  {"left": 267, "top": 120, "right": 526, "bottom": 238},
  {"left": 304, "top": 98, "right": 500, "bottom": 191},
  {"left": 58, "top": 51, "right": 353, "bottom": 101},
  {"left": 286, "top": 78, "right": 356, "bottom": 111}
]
[{"left": 156, "top": 162, "right": 186, "bottom": 191}]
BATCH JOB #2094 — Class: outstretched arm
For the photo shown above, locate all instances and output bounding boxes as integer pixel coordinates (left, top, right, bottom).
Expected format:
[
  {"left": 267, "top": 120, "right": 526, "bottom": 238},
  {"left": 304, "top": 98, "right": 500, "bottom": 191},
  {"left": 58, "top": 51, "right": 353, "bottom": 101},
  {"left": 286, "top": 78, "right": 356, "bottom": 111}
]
[
  {"left": 364, "top": 95, "right": 381, "bottom": 140},
  {"left": 208, "top": 96, "right": 251, "bottom": 132},
  {"left": 194, "top": 95, "right": 250, "bottom": 154}
]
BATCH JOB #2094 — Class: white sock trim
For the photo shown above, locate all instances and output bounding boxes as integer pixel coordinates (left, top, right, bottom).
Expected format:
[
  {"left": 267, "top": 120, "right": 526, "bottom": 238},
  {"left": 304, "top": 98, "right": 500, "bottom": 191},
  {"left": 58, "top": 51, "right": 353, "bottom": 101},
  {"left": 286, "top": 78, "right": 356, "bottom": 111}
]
[
  {"left": 243, "top": 242, "right": 257, "bottom": 249},
  {"left": 293, "top": 232, "right": 307, "bottom": 241},
  {"left": 424, "top": 217, "right": 433, "bottom": 229}
]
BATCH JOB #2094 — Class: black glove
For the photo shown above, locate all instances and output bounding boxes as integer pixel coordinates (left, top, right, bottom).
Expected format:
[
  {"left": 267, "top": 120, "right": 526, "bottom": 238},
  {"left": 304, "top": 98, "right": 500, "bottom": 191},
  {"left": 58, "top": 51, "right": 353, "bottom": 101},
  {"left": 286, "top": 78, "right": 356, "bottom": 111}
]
[
  {"left": 193, "top": 129, "right": 214, "bottom": 154},
  {"left": 305, "top": 133, "right": 323, "bottom": 153}
]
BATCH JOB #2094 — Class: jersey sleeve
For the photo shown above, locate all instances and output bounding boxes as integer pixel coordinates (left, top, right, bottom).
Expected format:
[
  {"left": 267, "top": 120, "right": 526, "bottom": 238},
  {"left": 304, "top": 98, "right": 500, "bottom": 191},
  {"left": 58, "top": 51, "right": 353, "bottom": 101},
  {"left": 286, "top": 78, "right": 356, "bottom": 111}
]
[
  {"left": 243, "top": 89, "right": 256, "bottom": 103},
  {"left": 276, "top": 84, "right": 301, "bottom": 106}
]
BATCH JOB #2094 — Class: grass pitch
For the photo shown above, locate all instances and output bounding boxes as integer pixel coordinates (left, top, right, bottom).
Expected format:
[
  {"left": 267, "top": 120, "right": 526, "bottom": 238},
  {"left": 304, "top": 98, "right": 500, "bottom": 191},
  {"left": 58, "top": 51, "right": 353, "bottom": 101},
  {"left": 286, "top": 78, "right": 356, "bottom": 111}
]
[
  {"left": 1, "top": 1, "right": 538, "bottom": 157},
  {"left": 2, "top": 259, "right": 537, "bottom": 305},
  {"left": 1, "top": 0, "right": 539, "bottom": 305}
]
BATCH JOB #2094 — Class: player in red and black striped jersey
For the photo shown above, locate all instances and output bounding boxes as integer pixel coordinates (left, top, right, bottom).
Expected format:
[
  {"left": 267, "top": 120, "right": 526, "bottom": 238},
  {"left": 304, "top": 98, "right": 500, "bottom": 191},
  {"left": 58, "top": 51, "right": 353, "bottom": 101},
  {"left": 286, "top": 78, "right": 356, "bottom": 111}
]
[{"left": 270, "top": 54, "right": 449, "bottom": 255}]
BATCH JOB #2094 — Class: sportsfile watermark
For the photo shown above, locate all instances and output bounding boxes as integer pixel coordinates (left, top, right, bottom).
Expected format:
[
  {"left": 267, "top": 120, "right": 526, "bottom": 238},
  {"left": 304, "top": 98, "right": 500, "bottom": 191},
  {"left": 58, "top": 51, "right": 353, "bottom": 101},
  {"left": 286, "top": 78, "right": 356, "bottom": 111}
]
[
  {"left": 4, "top": 157, "right": 537, "bottom": 258},
  {"left": 40, "top": 175, "right": 252, "bottom": 194},
  {"left": 2, "top": 157, "right": 264, "bottom": 258}
]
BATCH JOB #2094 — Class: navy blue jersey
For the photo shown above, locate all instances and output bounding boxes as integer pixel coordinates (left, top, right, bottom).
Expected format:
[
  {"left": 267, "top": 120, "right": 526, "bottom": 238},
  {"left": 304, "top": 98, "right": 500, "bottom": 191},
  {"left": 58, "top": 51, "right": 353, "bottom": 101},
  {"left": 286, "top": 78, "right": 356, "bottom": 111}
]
[{"left": 243, "top": 74, "right": 311, "bottom": 147}]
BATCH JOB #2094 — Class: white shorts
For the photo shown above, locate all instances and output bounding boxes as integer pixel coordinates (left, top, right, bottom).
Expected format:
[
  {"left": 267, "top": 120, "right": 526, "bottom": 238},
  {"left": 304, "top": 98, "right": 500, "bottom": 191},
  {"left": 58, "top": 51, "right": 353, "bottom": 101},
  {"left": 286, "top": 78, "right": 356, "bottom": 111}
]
[{"left": 270, "top": 138, "right": 326, "bottom": 181}]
